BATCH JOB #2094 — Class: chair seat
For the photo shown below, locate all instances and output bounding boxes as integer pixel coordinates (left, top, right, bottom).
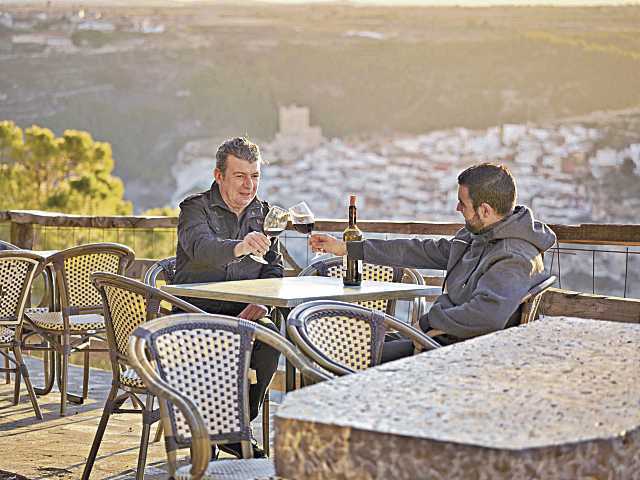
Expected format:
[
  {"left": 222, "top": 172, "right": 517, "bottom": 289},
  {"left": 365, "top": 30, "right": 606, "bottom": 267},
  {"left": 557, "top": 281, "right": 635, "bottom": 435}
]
[
  {"left": 120, "top": 368, "right": 145, "bottom": 389},
  {"left": 24, "top": 307, "right": 50, "bottom": 315},
  {"left": 26, "top": 311, "right": 105, "bottom": 332},
  {"left": 0, "top": 326, "right": 15, "bottom": 344},
  {"left": 175, "top": 458, "right": 275, "bottom": 480}
]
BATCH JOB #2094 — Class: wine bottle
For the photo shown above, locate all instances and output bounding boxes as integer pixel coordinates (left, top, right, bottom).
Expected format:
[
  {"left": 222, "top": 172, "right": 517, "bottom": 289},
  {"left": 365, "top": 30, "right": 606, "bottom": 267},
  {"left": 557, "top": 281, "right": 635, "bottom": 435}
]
[{"left": 343, "top": 194, "right": 362, "bottom": 286}]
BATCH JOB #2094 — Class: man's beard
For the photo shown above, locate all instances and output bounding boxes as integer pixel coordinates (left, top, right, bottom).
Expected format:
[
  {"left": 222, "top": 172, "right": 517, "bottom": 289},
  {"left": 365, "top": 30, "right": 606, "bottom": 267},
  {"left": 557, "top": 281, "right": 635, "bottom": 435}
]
[{"left": 465, "top": 213, "right": 484, "bottom": 234}]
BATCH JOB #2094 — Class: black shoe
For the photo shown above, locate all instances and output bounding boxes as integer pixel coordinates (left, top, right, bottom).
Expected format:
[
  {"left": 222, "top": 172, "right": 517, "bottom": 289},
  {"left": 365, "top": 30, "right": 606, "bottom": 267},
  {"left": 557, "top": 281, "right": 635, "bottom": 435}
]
[{"left": 218, "top": 437, "right": 265, "bottom": 459}]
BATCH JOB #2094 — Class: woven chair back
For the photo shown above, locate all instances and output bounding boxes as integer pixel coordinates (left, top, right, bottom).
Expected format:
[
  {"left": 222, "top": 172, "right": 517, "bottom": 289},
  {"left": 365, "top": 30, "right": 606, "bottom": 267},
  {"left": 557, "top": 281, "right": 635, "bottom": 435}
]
[
  {"left": 49, "top": 243, "right": 134, "bottom": 313},
  {"left": 93, "top": 272, "right": 203, "bottom": 367},
  {"left": 299, "top": 257, "right": 405, "bottom": 313},
  {"left": 0, "top": 251, "right": 44, "bottom": 326},
  {"left": 140, "top": 316, "right": 254, "bottom": 448},
  {"left": 290, "top": 302, "right": 387, "bottom": 372}
]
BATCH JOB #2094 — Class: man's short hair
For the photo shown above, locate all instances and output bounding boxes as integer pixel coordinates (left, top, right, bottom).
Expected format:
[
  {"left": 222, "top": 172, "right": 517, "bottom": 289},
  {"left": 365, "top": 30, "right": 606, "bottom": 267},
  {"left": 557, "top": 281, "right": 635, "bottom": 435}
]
[
  {"left": 458, "top": 163, "right": 516, "bottom": 216},
  {"left": 215, "top": 137, "right": 261, "bottom": 175}
]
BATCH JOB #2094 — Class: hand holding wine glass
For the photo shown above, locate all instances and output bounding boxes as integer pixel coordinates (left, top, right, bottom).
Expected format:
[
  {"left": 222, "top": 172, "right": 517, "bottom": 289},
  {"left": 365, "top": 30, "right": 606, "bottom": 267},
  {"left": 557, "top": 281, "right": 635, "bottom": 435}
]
[
  {"left": 309, "top": 233, "right": 347, "bottom": 257},
  {"left": 247, "top": 205, "right": 290, "bottom": 264},
  {"left": 290, "top": 201, "right": 328, "bottom": 259}
]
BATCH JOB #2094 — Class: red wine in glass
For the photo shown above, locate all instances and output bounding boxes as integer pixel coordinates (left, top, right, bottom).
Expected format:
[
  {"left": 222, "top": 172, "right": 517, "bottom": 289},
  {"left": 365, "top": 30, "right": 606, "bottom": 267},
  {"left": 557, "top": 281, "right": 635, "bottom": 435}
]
[
  {"left": 293, "top": 221, "right": 315, "bottom": 234},
  {"left": 265, "top": 227, "right": 285, "bottom": 237}
]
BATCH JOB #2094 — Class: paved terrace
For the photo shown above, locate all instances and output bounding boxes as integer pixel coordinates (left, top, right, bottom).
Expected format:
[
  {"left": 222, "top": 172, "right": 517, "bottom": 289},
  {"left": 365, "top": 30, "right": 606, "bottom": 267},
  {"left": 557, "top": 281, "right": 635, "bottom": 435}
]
[{"left": 0, "top": 357, "right": 278, "bottom": 479}]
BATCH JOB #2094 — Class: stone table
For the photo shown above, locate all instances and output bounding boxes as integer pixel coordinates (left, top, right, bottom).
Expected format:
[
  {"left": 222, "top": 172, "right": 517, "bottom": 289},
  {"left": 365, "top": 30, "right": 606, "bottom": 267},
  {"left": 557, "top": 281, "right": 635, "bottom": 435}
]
[{"left": 274, "top": 317, "right": 640, "bottom": 479}]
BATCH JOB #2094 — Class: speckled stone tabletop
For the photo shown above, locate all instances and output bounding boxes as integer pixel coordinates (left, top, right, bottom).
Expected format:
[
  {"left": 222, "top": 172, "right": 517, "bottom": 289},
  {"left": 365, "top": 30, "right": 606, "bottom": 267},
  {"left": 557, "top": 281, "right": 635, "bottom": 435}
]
[{"left": 274, "top": 317, "right": 640, "bottom": 479}]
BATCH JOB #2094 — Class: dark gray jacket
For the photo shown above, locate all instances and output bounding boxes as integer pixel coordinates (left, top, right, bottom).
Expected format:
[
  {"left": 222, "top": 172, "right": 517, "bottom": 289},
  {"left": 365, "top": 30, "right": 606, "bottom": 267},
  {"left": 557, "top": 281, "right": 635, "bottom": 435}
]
[
  {"left": 175, "top": 182, "right": 283, "bottom": 312},
  {"left": 348, "top": 205, "right": 556, "bottom": 341}
]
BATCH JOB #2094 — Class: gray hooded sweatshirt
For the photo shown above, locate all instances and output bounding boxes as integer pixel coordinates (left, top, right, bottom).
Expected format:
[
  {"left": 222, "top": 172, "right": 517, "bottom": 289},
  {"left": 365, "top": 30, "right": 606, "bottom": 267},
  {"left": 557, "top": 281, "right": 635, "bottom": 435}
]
[{"left": 347, "top": 205, "right": 557, "bottom": 341}]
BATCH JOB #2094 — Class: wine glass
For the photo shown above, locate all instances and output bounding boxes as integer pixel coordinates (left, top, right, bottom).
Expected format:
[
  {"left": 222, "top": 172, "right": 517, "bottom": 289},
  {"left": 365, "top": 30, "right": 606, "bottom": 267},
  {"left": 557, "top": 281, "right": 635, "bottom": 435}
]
[
  {"left": 249, "top": 205, "right": 290, "bottom": 264},
  {"left": 289, "top": 201, "right": 323, "bottom": 260}
]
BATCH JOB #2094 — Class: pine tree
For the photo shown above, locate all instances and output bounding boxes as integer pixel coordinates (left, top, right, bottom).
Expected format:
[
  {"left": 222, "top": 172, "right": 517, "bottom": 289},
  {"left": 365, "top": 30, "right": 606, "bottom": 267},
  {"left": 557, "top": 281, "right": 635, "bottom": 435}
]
[{"left": 0, "top": 121, "right": 132, "bottom": 215}]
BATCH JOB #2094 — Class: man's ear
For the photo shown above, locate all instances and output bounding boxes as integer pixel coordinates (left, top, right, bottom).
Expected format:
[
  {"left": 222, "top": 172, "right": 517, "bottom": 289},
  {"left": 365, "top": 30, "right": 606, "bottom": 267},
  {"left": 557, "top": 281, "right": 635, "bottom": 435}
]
[
  {"left": 214, "top": 168, "right": 223, "bottom": 183},
  {"left": 478, "top": 202, "right": 494, "bottom": 220}
]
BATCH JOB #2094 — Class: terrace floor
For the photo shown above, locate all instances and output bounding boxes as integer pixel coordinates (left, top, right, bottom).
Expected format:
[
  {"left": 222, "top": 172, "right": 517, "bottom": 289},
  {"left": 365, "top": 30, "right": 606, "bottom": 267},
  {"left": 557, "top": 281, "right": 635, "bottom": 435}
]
[{"left": 0, "top": 357, "right": 277, "bottom": 479}]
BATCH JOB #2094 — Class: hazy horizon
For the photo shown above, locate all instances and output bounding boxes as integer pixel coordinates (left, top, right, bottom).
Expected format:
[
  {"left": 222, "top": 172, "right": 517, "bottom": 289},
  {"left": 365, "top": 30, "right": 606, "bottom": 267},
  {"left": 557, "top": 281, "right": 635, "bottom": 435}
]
[
  {"left": 2, "top": 0, "right": 639, "bottom": 6},
  {"left": 255, "top": 0, "right": 640, "bottom": 4}
]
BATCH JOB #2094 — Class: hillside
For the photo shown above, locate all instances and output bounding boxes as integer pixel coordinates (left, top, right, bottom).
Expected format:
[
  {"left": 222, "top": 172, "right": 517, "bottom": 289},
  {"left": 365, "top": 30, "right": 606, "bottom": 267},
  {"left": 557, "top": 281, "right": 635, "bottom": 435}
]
[{"left": 0, "top": 3, "right": 639, "bottom": 210}]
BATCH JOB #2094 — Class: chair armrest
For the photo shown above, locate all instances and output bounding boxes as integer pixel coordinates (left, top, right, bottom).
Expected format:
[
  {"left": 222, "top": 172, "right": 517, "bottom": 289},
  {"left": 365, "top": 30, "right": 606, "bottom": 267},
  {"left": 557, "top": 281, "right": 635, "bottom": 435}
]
[
  {"left": 254, "top": 322, "right": 334, "bottom": 384},
  {"left": 426, "top": 329, "right": 446, "bottom": 338},
  {"left": 385, "top": 315, "right": 441, "bottom": 352}
]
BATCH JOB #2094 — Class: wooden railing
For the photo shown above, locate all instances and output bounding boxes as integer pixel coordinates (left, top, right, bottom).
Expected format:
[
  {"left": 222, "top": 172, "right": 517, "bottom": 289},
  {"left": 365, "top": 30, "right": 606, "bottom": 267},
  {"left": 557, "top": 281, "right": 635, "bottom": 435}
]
[{"left": 2, "top": 209, "right": 639, "bottom": 323}]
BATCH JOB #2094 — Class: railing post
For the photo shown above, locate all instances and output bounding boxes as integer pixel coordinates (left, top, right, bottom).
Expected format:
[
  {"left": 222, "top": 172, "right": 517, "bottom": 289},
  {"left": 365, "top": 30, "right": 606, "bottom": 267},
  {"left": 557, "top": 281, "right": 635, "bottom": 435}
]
[{"left": 10, "top": 222, "right": 35, "bottom": 249}]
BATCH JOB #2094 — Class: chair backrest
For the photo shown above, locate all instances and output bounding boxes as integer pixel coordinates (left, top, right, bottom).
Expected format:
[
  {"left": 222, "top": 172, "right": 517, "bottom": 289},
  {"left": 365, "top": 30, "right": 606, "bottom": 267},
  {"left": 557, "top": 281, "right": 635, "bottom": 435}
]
[
  {"left": 287, "top": 300, "right": 440, "bottom": 376},
  {"left": 0, "top": 240, "right": 19, "bottom": 251},
  {"left": 48, "top": 243, "right": 135, "bottom": 315},
  {"left": 143, "top": 256, "right": 176, "bottom": 288},
  {"left": 0, "top": 251, "right": 45, "bottom": 329},
  {"left": 519, "top": 275, "right": 557, "bottom": 325},
  {"left": 299, "top": 256, "right": 424, "bottom": 316},
  {"left": 92, "top": 272, "right": 205, "bottom": 379},
  {"left": 128, "top": 313, "right": 330, "bottom": 465}
]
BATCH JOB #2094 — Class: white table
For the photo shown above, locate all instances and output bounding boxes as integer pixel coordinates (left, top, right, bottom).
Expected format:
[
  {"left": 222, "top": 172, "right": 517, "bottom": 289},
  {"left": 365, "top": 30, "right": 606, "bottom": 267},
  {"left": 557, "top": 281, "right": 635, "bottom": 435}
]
[{"left": 162, "top": 276, "right": 440, "bottom": 308}]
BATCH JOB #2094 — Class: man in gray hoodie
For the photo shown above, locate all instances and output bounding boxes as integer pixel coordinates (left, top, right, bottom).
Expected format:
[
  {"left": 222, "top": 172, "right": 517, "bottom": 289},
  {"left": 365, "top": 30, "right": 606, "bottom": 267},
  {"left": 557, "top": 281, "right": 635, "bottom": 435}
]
[{"left": 310, "top": 163, "right": 557, "bottom": 358}]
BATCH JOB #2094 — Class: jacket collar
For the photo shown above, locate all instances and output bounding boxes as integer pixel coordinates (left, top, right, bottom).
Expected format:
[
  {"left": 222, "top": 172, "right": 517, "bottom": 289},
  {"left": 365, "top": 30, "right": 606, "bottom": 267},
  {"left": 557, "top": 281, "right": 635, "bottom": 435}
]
[{"left": 207, "top": 181, "right": 263, "bottom": 215}]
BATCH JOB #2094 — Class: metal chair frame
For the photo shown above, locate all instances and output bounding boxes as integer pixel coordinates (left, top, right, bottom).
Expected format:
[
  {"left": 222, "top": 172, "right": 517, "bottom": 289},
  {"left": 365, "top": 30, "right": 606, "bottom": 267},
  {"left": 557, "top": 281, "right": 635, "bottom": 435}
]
[
  {"left": 24, "top": 242, "right": 134, "bottom": 415},
  {"left": 287, "top": 300, "right": 440, "bottom": 377},
  {"left": 81, "top": 272, "right": 204, "bottom": 480},
  {"left": 128, "top": 313, "right": 330, "bottom": 480}
]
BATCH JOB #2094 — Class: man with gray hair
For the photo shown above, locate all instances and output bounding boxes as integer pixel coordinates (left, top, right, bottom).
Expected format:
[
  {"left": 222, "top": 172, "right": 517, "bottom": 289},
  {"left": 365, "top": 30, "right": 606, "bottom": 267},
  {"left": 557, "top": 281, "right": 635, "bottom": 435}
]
[
  {"left": 311, "top": 163, "right": 556, "bottom": 358},
  {"left": 174, "top": 136, "right": 282, "bottom": 458}
]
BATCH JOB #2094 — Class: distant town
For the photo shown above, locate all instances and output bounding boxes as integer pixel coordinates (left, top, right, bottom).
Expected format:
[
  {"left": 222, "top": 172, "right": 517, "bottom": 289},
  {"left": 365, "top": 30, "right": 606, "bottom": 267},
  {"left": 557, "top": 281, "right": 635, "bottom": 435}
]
[
  {"left": 174, "top": 105, "right": 640, "bottom": 226},
  {"left": 0, "top": 5, "right": 167, "bottom": 54}
]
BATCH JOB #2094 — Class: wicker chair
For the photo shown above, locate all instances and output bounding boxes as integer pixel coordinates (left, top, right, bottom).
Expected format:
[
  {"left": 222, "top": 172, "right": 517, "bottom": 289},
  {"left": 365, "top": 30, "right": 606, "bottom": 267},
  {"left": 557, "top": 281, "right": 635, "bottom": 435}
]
[
  {"left": 143, "top": 255, "right": 274, "bottom": 458},
  {"left": 299, "top": 256, "right": 426, "bottom": 324},
  {"left": 25, "top": 243, "right": 135, "bottom": 415},
  {"left": 143, "top": 256, "right": 176, "bottom": 288},
  {"left": 128, "top": 313, "right": 330, "bottom": 480},
  {"left": 0, "top": 240, "right": 18, "bottom": 384},
  {"left": 81, "top": 273, "right": 204, "bottom": 480},
  {"left": 0, "top": 239, "right": 58, "bottom": 388},
  {"left": 287, "top": 300, "right": 440, "bottom": 377},
  {"left": 518, "top": 275, "right": 557, "bottom": 324},
  {"left": 0, "top": 240, "right": 19, "bottom": 251},
  {"left": 0, "top": 250, "right": 46, "bottom": 419}
]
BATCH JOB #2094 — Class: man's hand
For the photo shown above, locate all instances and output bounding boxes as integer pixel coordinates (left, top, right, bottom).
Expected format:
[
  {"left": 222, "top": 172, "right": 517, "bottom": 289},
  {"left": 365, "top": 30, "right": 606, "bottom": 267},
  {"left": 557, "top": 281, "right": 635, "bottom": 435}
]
[
  {"left": 238, "top": 303, "right": 269, "bottom": 321},
  {"left": 309, "top": 233, "right": 347, "bottom": 256},
  {"left": 234, "top": 231, "right": 271, "bottom": 258}
]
